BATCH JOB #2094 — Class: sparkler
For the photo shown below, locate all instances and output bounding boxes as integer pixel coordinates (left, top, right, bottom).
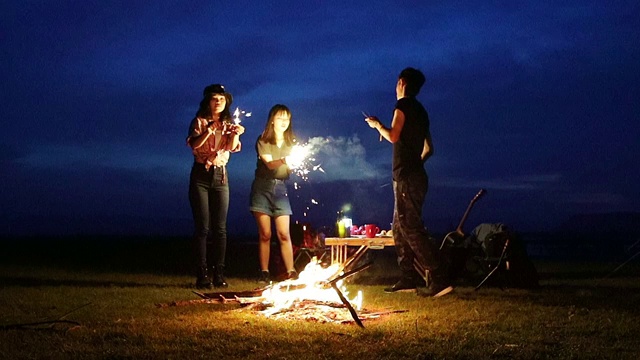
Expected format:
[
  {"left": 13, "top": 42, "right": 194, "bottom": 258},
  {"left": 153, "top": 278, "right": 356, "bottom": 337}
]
[
  {"left": 232, "top": 107, "right": 252, "bottom": 125},
  {"left": 285, "top": 139, "right": 326, "bottom": 219},
  {"left": 286, "top": 141, "right": 324, "bottom": 182},
  {"left": 362, "top": 111, "right": 382, "bottom": 142},
  {"left": 286, "top": 144, "right": 309, "bottom": 169}
]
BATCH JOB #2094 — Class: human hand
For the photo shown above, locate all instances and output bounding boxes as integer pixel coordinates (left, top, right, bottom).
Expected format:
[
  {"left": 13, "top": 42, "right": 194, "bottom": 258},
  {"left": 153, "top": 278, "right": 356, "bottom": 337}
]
[
  {"left": 364, "top": 116, "right": 381, "bottom": 129},
  {"left": 230, "top": 124, "right": 245, "bottom": 135}
]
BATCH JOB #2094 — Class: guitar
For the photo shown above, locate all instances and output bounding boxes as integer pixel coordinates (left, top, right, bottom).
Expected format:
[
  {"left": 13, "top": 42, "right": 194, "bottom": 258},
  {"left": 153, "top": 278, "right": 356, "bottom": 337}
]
[{"left": 439, "top": 189, "right": 486, "bottom": 250}]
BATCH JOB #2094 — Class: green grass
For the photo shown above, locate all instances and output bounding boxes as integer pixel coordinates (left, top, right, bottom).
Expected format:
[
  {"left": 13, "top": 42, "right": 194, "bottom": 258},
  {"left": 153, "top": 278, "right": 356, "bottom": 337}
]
[{"left": 1, "top": 241, "right": 640, "bottom": 359}]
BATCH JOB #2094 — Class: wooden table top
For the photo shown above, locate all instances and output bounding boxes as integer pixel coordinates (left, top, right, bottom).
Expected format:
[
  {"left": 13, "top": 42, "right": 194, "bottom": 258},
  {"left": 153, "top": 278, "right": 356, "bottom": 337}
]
[{"left": 324, "top": 236, "right": 395, "bottom": 247}]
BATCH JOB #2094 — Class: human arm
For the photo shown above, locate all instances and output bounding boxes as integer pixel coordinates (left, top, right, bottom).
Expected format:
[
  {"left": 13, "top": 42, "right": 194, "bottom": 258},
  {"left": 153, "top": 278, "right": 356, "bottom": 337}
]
[
  {"left": 256, "top": 139, "right": 288, "bottom": 170},
  {"left": 188, "top": 124, "right": 214, "bottom": 149},
  {"left": 421, "top": 132, "right": 434, "bottom": 162},
  {"left": 259, "top": 153, "right": 288, "bottom": 170},
  {"left": 364, "top": 108, "right": 405, "bottom": 143},
  {"left": 225, "top": 124, "right": 245, "bottom": 152}
]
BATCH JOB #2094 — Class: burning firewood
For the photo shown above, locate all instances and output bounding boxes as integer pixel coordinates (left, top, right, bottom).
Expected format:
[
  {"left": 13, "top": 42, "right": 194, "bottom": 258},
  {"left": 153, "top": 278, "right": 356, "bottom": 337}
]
[{"left": 158, "top": 260, "right": 406, "bottom": 326}]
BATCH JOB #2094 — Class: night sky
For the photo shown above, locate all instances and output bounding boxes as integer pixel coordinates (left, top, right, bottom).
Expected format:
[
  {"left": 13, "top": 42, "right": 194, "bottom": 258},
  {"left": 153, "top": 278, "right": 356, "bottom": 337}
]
[{"left": 1, "top": 1, "right": 638, "bottom": 238}]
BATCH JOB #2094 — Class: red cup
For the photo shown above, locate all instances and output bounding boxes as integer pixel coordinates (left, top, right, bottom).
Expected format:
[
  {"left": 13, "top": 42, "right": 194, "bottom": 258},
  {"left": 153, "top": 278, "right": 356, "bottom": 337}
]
[
  {"left": 350, "top": 225, "right": 360, "bottom": 236},
  {"left": 364, "top": 224, "right": 379, "bottom": 238}
]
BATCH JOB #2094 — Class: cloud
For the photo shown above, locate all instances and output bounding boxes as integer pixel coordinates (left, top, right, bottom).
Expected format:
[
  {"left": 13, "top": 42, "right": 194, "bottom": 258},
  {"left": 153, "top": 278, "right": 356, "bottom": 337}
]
[
  {"left": 563, "top": 192, "right": 629, "bottom": 207},
  {"left": 435, "top": 173, "right": 562, "bottom": 191},
  {"left": 16, "top": 143, "right": 190, "bottom": 185}
]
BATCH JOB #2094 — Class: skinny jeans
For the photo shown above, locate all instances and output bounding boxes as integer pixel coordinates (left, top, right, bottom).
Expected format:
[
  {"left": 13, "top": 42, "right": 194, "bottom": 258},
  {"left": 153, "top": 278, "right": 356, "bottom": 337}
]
[{"left": 189, "top": 163, "right": 229, "bottom": 269}]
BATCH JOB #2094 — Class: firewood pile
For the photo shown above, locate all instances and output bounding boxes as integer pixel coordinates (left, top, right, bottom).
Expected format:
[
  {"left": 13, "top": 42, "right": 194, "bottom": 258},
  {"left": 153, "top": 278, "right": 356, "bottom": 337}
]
[
  {"left": 246, "top": 299, "right": 407, "bottom": 324},
  {"left": 157, "top": 289, "right": 406, "bottom": 325},
  {"left": 157, "top": 260, "right": 406, "bottom": 326}
]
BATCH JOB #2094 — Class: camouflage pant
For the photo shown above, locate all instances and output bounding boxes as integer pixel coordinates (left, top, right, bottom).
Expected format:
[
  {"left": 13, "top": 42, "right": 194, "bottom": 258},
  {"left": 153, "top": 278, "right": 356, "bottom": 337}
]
[{"left": 392, "top": 171, "right": 444, "bottom": 281}]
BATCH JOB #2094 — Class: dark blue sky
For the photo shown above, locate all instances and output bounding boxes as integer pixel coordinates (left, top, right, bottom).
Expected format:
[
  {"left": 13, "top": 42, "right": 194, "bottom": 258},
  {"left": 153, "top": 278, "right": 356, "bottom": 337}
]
[{"left": 1, "top": 1, "right": 638, "bottom": 237}]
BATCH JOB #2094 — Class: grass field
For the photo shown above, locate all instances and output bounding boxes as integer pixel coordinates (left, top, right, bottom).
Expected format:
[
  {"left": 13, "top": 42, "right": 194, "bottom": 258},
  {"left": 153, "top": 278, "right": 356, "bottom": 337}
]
[{"left": 1, "top": 237, "right": 639, "bottom": 359}]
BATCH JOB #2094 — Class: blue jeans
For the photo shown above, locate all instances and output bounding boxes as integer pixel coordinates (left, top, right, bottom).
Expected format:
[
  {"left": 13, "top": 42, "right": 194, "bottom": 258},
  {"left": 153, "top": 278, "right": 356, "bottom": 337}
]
[
  {"left": 189, "top": 163, "right": 229, "bottom": 269},
  {"left": 392, "top": 171, "right": 445, "bottom": 281}
]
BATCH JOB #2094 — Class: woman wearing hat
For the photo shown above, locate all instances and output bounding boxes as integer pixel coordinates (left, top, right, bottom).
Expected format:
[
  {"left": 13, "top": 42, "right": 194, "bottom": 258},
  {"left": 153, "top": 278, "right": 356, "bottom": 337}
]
[{"left": 186, "top": 84, "right": 245, "bottom": 289}]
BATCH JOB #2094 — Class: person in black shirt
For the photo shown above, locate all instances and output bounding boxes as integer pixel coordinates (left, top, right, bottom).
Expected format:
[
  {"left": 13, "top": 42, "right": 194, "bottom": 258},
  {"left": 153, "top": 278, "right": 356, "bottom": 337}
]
[{"left": 365, "top": 67, "right": 452, "bottom": 297}]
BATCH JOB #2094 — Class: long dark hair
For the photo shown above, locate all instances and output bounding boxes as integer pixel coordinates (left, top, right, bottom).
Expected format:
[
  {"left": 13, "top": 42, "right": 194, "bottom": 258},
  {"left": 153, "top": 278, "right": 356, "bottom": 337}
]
[
  {"left": 195, "top": 93, "right": 232, "bottom": 122},
  {"left": 260, "top": 104, "right": 295, "bottom": 145}
]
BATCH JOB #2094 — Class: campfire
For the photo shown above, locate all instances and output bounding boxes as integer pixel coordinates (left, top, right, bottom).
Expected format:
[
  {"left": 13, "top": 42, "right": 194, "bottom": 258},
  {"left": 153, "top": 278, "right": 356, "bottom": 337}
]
[
  {"left": 215, "top": 258, "right": 370, "bottom": 326},
  {"left": 241, "top": 259, "right": 364, "bottom": 321},
  {"left": 160, "top": 257, "right": 406, "bottom": 327}
]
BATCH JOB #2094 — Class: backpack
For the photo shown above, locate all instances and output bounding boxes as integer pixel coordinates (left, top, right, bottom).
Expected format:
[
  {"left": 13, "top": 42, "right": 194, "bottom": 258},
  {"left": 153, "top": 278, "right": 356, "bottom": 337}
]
[{"left": 452, "top": 223, "right": 539, "bottom": 288}]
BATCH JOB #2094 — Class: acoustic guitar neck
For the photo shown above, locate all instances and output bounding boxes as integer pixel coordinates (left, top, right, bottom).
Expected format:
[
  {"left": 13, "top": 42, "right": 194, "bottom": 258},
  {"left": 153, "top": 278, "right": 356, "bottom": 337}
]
[{"left": 454, "top": 188, "right": 486, "bottom": 235}]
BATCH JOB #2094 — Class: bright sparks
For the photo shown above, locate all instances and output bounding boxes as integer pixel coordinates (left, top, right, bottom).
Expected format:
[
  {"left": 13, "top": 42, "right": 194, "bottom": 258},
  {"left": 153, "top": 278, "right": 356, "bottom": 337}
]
[
  {"left": 233, "top": 107, "right": 252, "bottom": 125},
  {"left": 287, "top": 144, "right": 309, "bottom": 169},
  {"left": 286, "top": 140, "right": 326, "bottom": 218},
  {"left": 287, "top": 142, "right": 325, "bottom": 182}
]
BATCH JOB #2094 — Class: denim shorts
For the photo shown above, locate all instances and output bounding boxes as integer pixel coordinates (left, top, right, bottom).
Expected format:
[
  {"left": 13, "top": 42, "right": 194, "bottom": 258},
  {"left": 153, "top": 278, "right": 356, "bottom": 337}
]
[{"left": 249, "top": 177, "right": 292, "bottom": 217}]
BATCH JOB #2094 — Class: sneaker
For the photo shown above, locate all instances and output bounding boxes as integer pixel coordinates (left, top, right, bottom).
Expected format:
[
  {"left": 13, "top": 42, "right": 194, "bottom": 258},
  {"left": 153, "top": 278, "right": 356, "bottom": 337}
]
[
  {"left": 384, "top": 278, "right": 418, "bottom": 293},
  {"left": 258, "top": 270, "right": 271, "bottom": 284},
  {"left": 418, "top": 282, "right": 454, "bottom": 298}
]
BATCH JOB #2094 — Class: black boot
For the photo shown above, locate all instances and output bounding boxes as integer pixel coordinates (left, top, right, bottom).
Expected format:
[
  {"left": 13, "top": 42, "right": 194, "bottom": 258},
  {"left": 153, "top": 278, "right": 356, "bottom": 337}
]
[
  {"left": 196, "top": 266, "right": 212, "bottom": 289},
  {"left": 213, "top": 265, "right": 229, "bottom": 288},
  {"left": 418, "top": 267, "right": 453, "bottom": 298},
  {"left": 258, "top": 270, "right": 271, "bottom": 284}
]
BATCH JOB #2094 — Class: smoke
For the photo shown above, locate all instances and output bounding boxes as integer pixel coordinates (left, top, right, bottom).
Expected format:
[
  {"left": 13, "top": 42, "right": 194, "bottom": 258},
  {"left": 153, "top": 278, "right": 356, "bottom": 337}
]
[{"left": 299, "top": 135, "right": 384, "bottom": 182}]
